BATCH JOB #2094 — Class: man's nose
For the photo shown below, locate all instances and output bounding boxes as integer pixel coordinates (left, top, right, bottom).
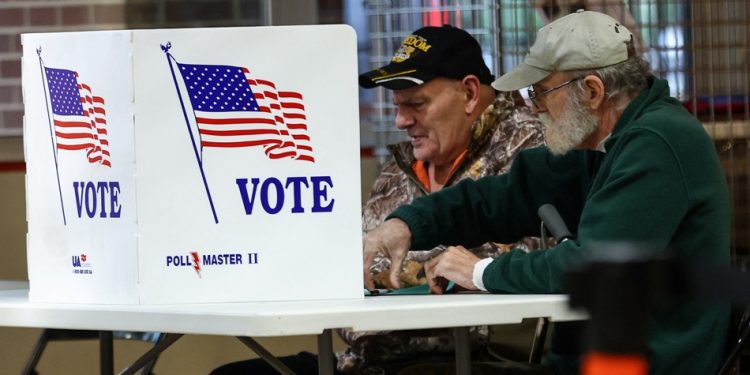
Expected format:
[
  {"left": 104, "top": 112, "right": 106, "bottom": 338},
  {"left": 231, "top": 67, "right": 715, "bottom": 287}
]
[{"left": 394, "top": 109, "right": 414, "bottom": 129}]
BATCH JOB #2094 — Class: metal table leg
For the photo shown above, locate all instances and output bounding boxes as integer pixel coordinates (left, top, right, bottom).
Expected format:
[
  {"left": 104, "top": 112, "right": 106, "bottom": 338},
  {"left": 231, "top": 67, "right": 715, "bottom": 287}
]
[
  {"left": 22, "top": 329, "right": 51, "bottom": 375},
  {"left": 317, "top": 329, "right": 334, "bottom": 375},
  {"left": 237, "top": 336, "right": 296, "bottom": 375},
  {"left": 454, "top": 326, "right": 471, "bottom": 375},
  {"left": 529, "top": 317, "right": 549, "bottom": 364},
  {"left": 118, "top": 333, "right": 183, "bottom": 375},
  {"left": 100, "top": 331, "right": 114, "bottom": 375}
]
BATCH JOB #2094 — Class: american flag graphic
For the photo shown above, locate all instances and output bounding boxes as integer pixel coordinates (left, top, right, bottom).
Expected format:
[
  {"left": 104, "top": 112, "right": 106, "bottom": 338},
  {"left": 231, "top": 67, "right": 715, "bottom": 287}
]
[
  {"left": 44, "top": 67, "right": 111, "bottom": 167},
  {"left": 177, "top": 63, "right": 315, "bottom": 162}
]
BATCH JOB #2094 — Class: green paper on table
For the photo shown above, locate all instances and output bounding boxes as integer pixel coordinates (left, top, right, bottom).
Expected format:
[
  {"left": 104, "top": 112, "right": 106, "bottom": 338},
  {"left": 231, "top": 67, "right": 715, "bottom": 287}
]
[{"left": 364, "top": 281, "right": 455, "bottom": 296}]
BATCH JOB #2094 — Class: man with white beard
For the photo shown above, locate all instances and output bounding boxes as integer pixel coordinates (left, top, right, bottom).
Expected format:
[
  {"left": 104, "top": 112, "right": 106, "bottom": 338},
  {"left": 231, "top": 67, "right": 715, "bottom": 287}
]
[{"left": 362, "top": 10, "right": 730, "bottom": 375}]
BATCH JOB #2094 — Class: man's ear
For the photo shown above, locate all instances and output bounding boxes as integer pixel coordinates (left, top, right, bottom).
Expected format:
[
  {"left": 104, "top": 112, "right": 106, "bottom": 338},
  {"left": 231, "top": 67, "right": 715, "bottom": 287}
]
[
  {"left": 462, "top": 75, "right": 482, "bottom": 114},
  {"left": 582, "top": 75, "right": 606, "bottom": 111}
]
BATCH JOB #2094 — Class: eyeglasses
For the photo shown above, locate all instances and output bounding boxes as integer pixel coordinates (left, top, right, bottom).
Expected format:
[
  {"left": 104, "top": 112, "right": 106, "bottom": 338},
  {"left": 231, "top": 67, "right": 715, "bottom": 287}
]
[{"left": 527, "top": 76, "right": 584, "bottom": 108}]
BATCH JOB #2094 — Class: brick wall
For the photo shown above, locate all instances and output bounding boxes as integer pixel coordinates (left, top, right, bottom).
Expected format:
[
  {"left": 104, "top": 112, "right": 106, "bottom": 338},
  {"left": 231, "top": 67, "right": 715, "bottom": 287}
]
[
  {"left": 0, "top": 0, "right": 129, "bottom": 134},
  {"left": 0, "top": 0, "right": 332, "bottom": 135}
]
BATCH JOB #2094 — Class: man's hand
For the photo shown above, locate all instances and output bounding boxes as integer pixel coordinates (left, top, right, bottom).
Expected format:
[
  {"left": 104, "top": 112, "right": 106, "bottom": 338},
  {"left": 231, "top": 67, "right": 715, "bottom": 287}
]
[
  {"left": 363, "top": 219, "right": 412, "bottom": 290},
  {"left": 424, "top": 246, "right": 481, "bottom": 294}
]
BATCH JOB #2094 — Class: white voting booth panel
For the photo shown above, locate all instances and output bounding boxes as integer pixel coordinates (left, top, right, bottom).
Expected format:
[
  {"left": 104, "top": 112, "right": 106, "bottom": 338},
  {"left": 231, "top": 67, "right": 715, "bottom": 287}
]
[{"left": 22, "top": 26, "right": 363, "bottom": 304}]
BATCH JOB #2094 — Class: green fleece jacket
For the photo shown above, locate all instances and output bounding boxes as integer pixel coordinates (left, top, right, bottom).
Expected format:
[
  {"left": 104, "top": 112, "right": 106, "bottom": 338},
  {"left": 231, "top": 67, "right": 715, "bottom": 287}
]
[{"left": 389, "top": 77, "right": 730, "bottom": 374}]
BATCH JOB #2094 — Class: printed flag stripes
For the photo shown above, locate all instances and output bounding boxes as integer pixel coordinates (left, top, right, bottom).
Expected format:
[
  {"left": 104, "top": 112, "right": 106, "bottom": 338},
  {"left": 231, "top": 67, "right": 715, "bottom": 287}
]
[
  {"left": 44, "top": 67, "right": 111, "bottom": 167},
  {"left": 278, "top": 91, "right": 314, "bottom": 162},
  {"left": 177, "top": 63, "right": 315, "bottom": 162}
]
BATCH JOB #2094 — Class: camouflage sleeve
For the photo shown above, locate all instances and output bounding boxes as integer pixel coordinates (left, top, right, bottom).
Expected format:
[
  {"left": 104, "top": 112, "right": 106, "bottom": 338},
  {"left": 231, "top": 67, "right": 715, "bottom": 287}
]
[
  {"left": 497, "top": 104, "right": 546, "bottom": 174},
  {"left": 361, "top": 160, "right": 411, "bottom": 234}
]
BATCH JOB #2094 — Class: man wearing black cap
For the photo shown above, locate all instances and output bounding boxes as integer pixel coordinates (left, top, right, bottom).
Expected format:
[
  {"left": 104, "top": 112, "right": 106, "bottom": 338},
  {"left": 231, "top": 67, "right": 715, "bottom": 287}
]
[
  {"left": 340, "top": 24, "right": 545, "bottom": 373},
  {"left": 212, "top": 25, "right": 545, "bottom": 375}
]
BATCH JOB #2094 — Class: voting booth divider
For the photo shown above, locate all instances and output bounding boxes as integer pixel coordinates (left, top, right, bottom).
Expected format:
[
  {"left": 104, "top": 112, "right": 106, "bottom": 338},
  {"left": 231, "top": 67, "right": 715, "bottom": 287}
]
[{"left": 21, "top": 25, "right": 363, "bottom": 304}]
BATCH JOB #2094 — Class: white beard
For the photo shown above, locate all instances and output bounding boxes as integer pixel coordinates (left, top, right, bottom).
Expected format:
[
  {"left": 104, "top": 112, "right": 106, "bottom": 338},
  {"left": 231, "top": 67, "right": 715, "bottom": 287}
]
[{"left": 540, "top": 92, "right": 599, "bottom": 155}]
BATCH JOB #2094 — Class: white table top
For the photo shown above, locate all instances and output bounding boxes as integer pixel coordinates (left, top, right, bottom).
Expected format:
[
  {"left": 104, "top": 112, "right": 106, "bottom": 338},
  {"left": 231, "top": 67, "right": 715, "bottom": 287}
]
[{"left": 0, "top": 281, "right": 586, "bottom": 337}]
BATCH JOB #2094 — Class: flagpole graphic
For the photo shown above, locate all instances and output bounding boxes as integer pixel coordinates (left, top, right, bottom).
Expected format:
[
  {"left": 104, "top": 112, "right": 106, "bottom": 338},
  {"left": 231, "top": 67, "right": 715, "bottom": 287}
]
[
  {"left": 162, "top": 41, "right": 317, "bottom": 223},
  {"left": 37, "top": 47, "right": 67, "bottom": 225},
  {"left": 162, "top": 42, "right": 219, "bottom": 224}
]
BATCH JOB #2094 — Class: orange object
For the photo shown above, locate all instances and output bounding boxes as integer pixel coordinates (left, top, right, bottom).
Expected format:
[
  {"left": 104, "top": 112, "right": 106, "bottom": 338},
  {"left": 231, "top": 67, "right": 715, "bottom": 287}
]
[
  {"left": 412, "top": 149, "right": 468, "bottom": 191},
  {"left": 582, "top": 352, "right": 648, "bottom": 375}
]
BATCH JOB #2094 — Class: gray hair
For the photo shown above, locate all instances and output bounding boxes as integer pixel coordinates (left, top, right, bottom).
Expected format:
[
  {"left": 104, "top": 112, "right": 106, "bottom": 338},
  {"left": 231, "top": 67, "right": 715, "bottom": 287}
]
[{"left": 569, "top": 56, "right": 652, "bottom": 111}]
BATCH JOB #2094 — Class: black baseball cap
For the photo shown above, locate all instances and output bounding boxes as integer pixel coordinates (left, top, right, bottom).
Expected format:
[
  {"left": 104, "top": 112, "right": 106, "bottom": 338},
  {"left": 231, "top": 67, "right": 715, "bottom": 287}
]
[{"left": 359, "top": 25, "right": 495, "bottom": 90}]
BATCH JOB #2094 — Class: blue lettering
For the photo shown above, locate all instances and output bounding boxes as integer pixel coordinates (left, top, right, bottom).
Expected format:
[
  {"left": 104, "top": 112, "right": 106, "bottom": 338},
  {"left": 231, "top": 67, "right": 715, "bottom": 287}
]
[
  {"left": 285, "top": 177, "right": 308, "bottom": 213},
  {"left": 166, "top": 255, "right": 191, "bottom": 266},
  {"left": 109, "top": 182, "right": 121, "bottom": 218},
  {"left": 74, "top": 182, "right": 85, "bottom": 218},
  {"left": 198, "top": 253, "right": 244, "bottom": 265},
  {"left": 236, "top": 178, "right": 260, "bottom": 215},
  {"left": 260, "top": 178, "right": 284, "bottom": 214},
  {"left": 236, "top": 176, "right": 334, "bottom": 215},
  {"left": 311, "top": 176, "right": 334, "bottom": 212},
  {"left": 72, "top": 256, "right": 81, "bottom": 267},
  {"left": 96, "top": 182, "right": 108, "bottom": 218},
  {"left": 84, "top": 182, "right": 96, "bottom": 218},
  {"left": 72, "top": 181, "right": 123, "bottom": 219}
]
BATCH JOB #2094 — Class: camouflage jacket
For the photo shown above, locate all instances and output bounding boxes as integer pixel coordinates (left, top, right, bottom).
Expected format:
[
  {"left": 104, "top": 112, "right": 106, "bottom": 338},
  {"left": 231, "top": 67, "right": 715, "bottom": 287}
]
[{"left": 336, "top": 93, "right": 545, "bottom": 373}]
